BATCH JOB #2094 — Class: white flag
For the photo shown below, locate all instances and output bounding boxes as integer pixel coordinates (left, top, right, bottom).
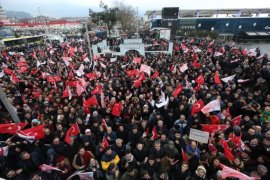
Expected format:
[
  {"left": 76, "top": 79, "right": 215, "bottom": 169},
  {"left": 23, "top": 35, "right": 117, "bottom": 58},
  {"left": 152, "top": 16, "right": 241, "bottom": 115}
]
[
  {"left": 110, "top": 57, "right": 117, "bottom": 62},
  {"left": 238, "top": 79, "right": 250, "bottom": 83},
  {"left": 37, "top": 60, "right": 46, "bottom": 68},
  {"left": 100, "top": 62, "right": 107, "bottom": 68},
  {"left": 180, "top": 63, "right": 188, "bottom": 73},
  {"left": 221, "top": 74, "right": 236, "bottom": 83},
  {"left": 201, "top": 99, "right": 221, "bottom": 114},
  {"left": 140, "top": 64, "right": 151, "bottom": 76},
  {"left": 214, "top": 52, "right": 223, "bottom": 57},
  {"left": 0, "top": 71, "right": 4, "bottom": 78},
  {"left": 156, "top": 97, "right": 169, "bottom": 108}
]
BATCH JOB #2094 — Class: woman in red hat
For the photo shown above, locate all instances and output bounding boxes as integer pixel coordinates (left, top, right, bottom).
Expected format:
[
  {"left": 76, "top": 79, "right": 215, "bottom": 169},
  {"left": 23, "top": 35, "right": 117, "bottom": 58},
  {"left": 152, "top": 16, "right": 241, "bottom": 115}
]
[{"left": 56, "top": 156, "right": 73, "bottom": 180}]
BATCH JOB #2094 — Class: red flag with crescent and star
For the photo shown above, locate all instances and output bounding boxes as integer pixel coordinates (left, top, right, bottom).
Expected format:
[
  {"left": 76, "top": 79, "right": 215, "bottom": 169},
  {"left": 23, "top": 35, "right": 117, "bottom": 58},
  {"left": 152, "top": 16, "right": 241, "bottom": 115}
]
[
  {"left": 191, "top": 99, "right": 204, "bottom": 115},
  {"left": 17, "top": 124, "right": 45, "bottom": 141},
  {"left": 64, "top": 123, "right": 80, "bottom": 144},
  {"left": 0, "top": 122, "right": 28, "bottom": 134}
]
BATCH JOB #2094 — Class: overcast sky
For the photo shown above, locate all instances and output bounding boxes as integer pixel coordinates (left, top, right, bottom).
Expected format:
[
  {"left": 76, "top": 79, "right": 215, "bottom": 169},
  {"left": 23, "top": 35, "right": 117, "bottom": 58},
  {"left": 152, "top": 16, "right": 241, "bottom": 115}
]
[{"left": 2, "top": 0, "right": 270, "bottom": 18}]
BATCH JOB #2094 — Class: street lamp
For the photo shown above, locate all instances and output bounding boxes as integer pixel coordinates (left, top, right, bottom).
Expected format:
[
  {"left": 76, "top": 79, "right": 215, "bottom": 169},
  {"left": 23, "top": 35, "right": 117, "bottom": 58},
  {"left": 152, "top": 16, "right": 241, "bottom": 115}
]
[{"left": 82, "top": 22, "right": 93, "bottom": 64}]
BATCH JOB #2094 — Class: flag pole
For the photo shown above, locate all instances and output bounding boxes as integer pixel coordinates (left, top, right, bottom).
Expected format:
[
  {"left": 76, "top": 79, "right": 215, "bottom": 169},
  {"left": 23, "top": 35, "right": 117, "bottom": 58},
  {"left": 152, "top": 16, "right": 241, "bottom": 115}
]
[{"left": 0, "top": 86, "right": 21, "bottom": 123}]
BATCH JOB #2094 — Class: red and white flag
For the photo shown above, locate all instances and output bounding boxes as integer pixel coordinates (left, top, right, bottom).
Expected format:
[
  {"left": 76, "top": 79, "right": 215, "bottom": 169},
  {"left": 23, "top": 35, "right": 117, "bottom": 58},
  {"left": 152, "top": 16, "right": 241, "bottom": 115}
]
[
  {"left": 77, "top": 172, "right": 94, "bottom": 180},
  {"left": 191, "top": 99, "right": 204, "bottom": 115},
  {"left": 11, "top": 74, "right": 20, "bottom": 84},
  {"left": 111, "top": 102, "right": 123, "bottom": 117},
  {"left": 140, "top": 64, "right": 151, "bottom": 76},
  {"left": 180, "top": 63, "right": 188, "bottom": 73},
  {"left": 221, "top": 74, "right": 236, "bottom": 83},
  {"left": 214, "top": 51, "right": 223, "bottom": 57},
  {"left": 76, "top": 83, "right": 85, "bottom": 96},
  {"left": 85, "top": 72, "right": 97, "bottom": 80},
  {"left": 172, "top": 85, "right": 183, "bottom": 97},
  {"left": 17, "top": 124, "right": 45, "bottom": 142},
  {"left": 40, "top": 164, "right": 63, "bottom": 172},
  {"left": 0, "top": 146, "right": 8, "bottom": 157},
  {"left": 220, "top": 164, "right": 258, "bottom": 180},
  {"left": 231, "top": 115, "right": 242, "bottom": 126},
  {"left": 241, "top": 48, "right": 248, "bottom": 56},
  {"left": 64, "top": 123, "right": 80, "bottom": 144},
  {"left": 0, "top": 122, "right": 28, "bottom": 134},
  {"left": 62, "top": 86, "right": 72, "bottom": 100},
  {"left": 201, "top": 99, "right": 221, "bottom": 114},
  {"left": 193, "top": 61, "right": 201, "bottom": 68}
]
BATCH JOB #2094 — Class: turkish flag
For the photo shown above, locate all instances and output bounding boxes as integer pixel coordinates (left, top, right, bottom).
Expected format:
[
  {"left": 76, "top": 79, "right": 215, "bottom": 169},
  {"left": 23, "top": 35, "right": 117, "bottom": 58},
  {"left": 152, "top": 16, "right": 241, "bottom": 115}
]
[
  {"left": 111, "top": 102, "right": 122, "bottom": 117},
  {"left": 102, "top": 136, "right": 110, "bottom": 151},
  {"left": 65, "top": 80, "right": 78, "bottom": 87},
  {"left": 151, "top": 71, "right": 159, "bottom": 79},
  {"left": 85, "top": 72, "right": 97, "bottom": 80},
  {"left": 191, "top": 99, "right": 204, "bottom": 115},
  {"left": 126, "top": 70, "right": 140, "bottom": 77},
  {"left": 18, "top": 124, "right": 45, "bottom": 141},
  {"left": 220, "top": 164, "right": 259, "bottom": 180},
  {"left": 193, "top": 61, "right": 201, "bottom": 68},
  {"left": 200, "top": 124, "right": 229, "bottom": 133},
  {"left": 64, "top": 123, "right": 80, "bottom": 144},
  {"left": 133, "top": 79, "right": 142, "bottom": 88},
  {"left": 0, "top": 122, "right": 27, "bottom": 134},
  {"left": 220, "top": 140, "right": 235, "bottom": 161},
  {"left": 83, "top": 96, "right": 98, "bottom": 108},
  {"left": 152, "top": 126, "right": 158, "bottom": 140},
  {"left": 195, "top": 74, "right": 204, "bottom": 85},
  {"left": 229, "top": 133, "right": 242, "bottom": 149},
  {"left": 231, "top": 115, "right": 242, "bottom": 126},
  {"left": 181, "top": 148, "right": 188, "bottom": 161},
  {"left": 172, "top": 85, "right": 183, "bottom": 97},
  {"left": 194, "top": 84, "right": 201, "bottom": 92},
  {"left": 133, "top": 57, "right": 142, "bottom": 64},
  {"left": 91, "top": 84, "right": 102, "bottom": 95},
  {"left": 214, "top": 72, "right": 221, "bottom": 84}
]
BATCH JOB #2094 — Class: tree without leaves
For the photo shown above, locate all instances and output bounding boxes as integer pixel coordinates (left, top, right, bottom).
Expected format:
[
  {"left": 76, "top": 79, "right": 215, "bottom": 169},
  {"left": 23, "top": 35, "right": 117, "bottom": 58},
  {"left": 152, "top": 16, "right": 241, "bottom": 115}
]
[
  {"left": 113, "top": 1, "right": 136, "bottom": 34},
  {"left": 89, "top": 1, "right": 118, "bottom": 37}
]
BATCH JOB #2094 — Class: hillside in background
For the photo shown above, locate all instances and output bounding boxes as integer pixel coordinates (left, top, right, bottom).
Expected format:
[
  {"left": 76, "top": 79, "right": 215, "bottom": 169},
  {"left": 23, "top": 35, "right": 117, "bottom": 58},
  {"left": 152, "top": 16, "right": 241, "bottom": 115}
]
[{"left": 6, "top": 10, "right": 32, "bottom": 19}]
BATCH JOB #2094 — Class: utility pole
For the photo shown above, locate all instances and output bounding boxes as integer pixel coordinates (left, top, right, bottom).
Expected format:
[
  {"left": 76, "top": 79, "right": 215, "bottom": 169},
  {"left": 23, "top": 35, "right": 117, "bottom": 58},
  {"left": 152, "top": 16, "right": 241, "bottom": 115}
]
[
  {"left": 136, "top": 6, "right": 139, "bottom": 38},
  {"left": 83, "top": 22, "right": 93, "bottom": 66},
  {"left": 0, "top": 86, "right": 20, "bottom": 123}
]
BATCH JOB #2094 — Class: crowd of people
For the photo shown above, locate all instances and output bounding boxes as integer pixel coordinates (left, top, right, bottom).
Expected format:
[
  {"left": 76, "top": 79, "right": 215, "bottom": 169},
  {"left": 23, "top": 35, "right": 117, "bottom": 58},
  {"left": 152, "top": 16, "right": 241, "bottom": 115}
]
[{"left": 0, "top": 34, "right": 270, "bottom": 180}]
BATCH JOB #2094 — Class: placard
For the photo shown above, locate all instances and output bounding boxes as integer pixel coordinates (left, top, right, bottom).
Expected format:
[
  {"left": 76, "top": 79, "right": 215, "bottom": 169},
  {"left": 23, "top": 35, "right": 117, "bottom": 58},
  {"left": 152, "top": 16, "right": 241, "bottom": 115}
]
[{"left": 189, "top": 128, "right": 209, "bottom": 144}]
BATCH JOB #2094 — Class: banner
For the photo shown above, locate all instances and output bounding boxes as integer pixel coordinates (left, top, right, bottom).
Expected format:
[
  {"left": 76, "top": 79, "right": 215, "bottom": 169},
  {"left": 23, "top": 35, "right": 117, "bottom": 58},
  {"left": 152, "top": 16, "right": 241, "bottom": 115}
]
[{"left": 189, "top": 128, "right": 209, "bottom": 144}]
